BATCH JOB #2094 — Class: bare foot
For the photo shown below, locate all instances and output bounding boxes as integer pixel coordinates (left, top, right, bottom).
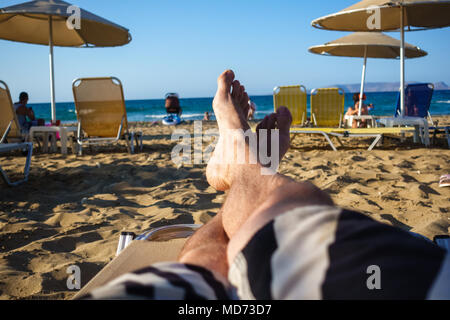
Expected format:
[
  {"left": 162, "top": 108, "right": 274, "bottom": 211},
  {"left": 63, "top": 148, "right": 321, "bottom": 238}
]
[
  {"left": 212, "top": 70, "right": 250, "bottom": 132},
  {"left": 206, "top": 70, "right": 292, "bottom": 191},
  {"left": 206, "top": 70, "right": 253, "bottom": 191}
]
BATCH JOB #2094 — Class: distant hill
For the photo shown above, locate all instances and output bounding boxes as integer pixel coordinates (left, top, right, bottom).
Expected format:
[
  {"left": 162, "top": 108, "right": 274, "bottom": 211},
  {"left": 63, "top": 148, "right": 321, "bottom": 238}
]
[{"left": 331, "top": 81, "right": 449, "bottom": 93}]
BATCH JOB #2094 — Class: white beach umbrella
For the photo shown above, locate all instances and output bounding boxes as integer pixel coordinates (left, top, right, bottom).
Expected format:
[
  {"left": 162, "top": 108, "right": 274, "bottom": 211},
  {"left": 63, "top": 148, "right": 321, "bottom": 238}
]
[
  {"left": 308, "top": 32, "right": 427, "bottom": 115},
  {"left": 311, "top": 0, "right": 450, "bottom": 116},
  {"left": 0, "top": 0, "right": 132, "bottom": 122}
]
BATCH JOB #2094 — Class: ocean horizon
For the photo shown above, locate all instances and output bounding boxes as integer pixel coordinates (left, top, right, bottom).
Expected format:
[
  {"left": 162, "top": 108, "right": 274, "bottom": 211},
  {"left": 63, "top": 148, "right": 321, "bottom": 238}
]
[{"left": 27, "top": 90, "right": 450, "bottom": 124}]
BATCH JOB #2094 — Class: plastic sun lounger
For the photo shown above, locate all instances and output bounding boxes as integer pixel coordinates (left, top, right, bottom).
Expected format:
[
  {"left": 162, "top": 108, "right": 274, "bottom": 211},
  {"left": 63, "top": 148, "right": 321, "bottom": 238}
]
[
  {"left": 376, "top": 83, "right": 435, "bottom": 147},
  {"left": 395, "top": 83, "right": 435, "bottom": 125},
  {"left": 310, "top": 88, "right": 345, "bottom": 128},
  {"left": 72, "top": 77, "right": 143, "bottom": 155},
  {"left": 273, "top": 85, "right": 307, "bottom": 126},
  {"left": 0, "top": 142, "right": 33, "bottom": 186},
  {"left": 73, "top": 224, "right": 201, "bottom": 299},
  {"left": 290, "top": 127, "right": 416, "bottom": 151}
]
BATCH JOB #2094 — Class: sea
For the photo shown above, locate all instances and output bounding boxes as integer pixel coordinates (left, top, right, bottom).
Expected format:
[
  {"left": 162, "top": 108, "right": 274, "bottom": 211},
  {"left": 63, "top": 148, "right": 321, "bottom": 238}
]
[{"left": 28, "top": 90, "right": 450, "bottom": 124}]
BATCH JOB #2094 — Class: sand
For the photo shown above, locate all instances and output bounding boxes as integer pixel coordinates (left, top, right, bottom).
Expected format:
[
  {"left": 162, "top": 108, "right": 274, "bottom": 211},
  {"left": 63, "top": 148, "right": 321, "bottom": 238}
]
[{"left": 0, "top": 117, "right": 449, "bottom": 300}]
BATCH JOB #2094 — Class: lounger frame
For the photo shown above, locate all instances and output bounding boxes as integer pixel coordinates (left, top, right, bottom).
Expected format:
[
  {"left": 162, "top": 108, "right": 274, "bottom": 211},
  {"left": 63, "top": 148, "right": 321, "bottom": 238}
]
[
  {"left": 0, "top": 142, "right": 33, "bottom": 186},
  {"left": 290, "top": 127, "right": 416, "bottom": 151}
]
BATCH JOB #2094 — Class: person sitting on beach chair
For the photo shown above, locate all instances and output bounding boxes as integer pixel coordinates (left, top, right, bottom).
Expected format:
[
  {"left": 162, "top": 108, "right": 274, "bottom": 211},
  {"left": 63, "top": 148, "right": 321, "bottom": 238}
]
[
  {"left": 345, "top": 93, "right": 370, "bottom": 128},
  {"left": 80, "top": 70, "right": 449, "bottom": 300},
  {"left": 13, "top": 92, "right": 36, "bottom": 133}
]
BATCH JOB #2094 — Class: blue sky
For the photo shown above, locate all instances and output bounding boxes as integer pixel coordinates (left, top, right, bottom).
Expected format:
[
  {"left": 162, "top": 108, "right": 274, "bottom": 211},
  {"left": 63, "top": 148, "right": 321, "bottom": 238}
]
[{"left": 1, "top": 0, "right": 449, "bottom": 103}]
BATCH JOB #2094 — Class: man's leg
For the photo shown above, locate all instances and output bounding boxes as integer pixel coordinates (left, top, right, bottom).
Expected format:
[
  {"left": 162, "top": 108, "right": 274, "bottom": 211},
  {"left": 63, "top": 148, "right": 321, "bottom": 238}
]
[
  {"left": 178, "top": 72, "right": 297, "bottom": 278},
  {"left": 205, "top": 70, "right": 449, "bottom": 300},
  {"left": 204, "top": 70, "right": 333, "bottom": 259},
  {"left": 178, "top": 211, "right": 229, "bottom": 279}
]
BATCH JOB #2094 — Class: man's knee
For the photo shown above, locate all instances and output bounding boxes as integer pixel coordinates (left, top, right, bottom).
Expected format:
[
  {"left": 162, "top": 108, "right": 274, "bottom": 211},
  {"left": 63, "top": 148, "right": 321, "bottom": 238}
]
[{"left": 266, "top": 180, "right": 333, "bottom": 212}]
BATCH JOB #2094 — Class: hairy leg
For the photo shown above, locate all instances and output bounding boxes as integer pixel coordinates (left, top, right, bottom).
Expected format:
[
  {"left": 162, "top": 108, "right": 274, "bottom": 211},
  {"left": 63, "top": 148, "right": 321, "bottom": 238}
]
[
  {"left": 204, "top": 70, "right": 334, "bottom": 264},
  {"left": 178, "top": 210, "right": 229, "bottom": 279},
  {"left": 178, "top": 70, "right": 298, "bottom": 277}
]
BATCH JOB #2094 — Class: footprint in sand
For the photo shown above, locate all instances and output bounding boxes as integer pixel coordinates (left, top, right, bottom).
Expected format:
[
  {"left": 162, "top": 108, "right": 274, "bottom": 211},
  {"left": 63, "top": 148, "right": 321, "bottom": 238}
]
[{"left": 41, "top": 232, "right": 103, "bottom": 253}]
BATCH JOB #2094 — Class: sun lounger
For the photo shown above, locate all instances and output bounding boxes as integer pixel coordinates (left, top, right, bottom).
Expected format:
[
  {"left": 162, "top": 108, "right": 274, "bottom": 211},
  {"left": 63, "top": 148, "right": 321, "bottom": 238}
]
[
  {"left": 273, "top": 85, "right": 307, "bottom": 126},
  {"left": 73, "top": 224, "right": 201, "bottom": 299},
  {"left": 395, "top": 83, "right": 435, "bottom": 125},
  {"left": 0, "top": 80, "right": 49, "bottom": 151},
  {"left": 310, "top": 88, "right": 345, "bottom": 127},
  {"left": 0, "top": 142, "right": 33, "bottom": 186},
  {"left": 290, "top": 127, "right": 416, "bottom": 151},
  {"left": 377, "top": 83, "right": 435, "bottom": 146},
  {"left": 72, "top": 77, "right": 143, "bottom": 155}
]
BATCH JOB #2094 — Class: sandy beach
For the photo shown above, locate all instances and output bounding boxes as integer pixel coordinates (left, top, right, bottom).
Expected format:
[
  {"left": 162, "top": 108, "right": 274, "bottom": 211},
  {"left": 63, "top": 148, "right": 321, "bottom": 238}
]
[{"left": 0, "top": 117, "right": 449, "bottom": 300}]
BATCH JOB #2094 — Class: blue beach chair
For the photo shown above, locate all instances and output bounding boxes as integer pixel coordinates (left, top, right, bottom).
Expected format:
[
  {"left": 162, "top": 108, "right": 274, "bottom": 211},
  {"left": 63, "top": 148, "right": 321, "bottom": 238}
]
[
  {"left": 395, "top": 83, "right": 449, "bottom": 148},
  {"left": 395, "top": 83, "right": 435, "bottom": 125}
]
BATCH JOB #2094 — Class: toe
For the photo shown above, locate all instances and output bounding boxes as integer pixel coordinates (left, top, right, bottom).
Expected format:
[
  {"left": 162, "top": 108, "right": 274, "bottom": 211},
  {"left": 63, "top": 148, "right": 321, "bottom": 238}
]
[
  {"left": 257, "top": 115, "right": 269, "bottom": 131},
  {"left": 231, "top": 80, "right": 241, "bottom": 100},
  {"left": 241, "top": 93, "right": 250, "bottom": 118},
  {"left": 267, "top": 113, "right": 277, "bottom": 130},
  {"left": 217, "top": 70, "right": 235, "bottom": 94},
  {"left": 275, "top": 106, "right": 292, "bottom": 132}
]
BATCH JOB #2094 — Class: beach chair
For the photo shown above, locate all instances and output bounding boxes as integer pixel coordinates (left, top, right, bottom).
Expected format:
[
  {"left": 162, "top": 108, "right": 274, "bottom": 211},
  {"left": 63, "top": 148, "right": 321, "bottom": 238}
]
[
  {"left": 394, "top": 83, "right": 450, "bottom": 148},
  {"left": 0, "top": 90, "right": 33, "bottom": 186},
  {"left": 273, "top": 85, "right": 307, "bottom": 126},
  {"left": 376, "top": 83, "right": 436, "bottom": 146},
  {"left": 310, "top": 88, "right": 345, "bottom": 127},
  {"left": 0, "top": 80, "right": 24, "bottom": 143},
  {"left": 72, "top": 77, "right": 143, "bottom": 155},
  {"left": 73, "top": 224, "right": 201, "bottom": 299},
  {"left": 0, "top": 80, "right": 50, "bottom": 151},
  {"left": 395, "top": 83, "right": 435, "bottom": 125},
  {"left": 0, "top": 142, "right": 33, "bottom": 186}
]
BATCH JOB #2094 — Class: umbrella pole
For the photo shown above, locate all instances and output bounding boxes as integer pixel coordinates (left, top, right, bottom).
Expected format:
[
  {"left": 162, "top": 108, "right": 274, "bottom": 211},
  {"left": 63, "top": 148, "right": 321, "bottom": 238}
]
[
  {"left": 400, "top": 6, "right": 405, "bottom": 117},
  {"left": 49, "top": 16, "right": 56, "bottom": 123},
  {"left": 358, "top": 46, "right": 367, "bottom": 117}
]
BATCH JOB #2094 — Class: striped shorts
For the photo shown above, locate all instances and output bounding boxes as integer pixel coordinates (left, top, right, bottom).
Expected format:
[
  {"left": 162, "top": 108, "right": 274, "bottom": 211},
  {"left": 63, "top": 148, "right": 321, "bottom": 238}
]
[{"left": 81, "top": 206, "right": 450, "bottom": 300}]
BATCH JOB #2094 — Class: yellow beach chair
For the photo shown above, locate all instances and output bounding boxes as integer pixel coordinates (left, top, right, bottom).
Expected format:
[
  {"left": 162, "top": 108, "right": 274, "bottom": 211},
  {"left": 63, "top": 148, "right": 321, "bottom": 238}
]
[
  {"left": 310, "top": 88, "right": 345, "bottom": 127},
  {"left": 273, "top": 85, "right": 307, "bottom": 126},
  {"left": 72, "top": 77, "right": 143, "bottom": 155},
  {"left": 0, "top": 80, "right": 24, "bottom": 143}
]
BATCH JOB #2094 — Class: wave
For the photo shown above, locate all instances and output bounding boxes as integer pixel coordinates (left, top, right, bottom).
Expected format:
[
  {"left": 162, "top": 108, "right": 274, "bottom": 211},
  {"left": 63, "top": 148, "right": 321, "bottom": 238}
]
[{"left": 435, "top": 100, "right": 450, "bottom": 104}]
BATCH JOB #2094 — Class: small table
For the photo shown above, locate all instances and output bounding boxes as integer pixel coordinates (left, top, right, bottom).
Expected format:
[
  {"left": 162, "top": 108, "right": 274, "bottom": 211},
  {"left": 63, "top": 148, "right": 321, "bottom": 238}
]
[
  {"left": 378, "top": 116, "right": 430, "bottom": 146},
  {"left": 29, "top": 126, "right": 77, "bottom": 155},
  {"left": 344, "top": 115, "right": 378, "bottom": 128}
]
